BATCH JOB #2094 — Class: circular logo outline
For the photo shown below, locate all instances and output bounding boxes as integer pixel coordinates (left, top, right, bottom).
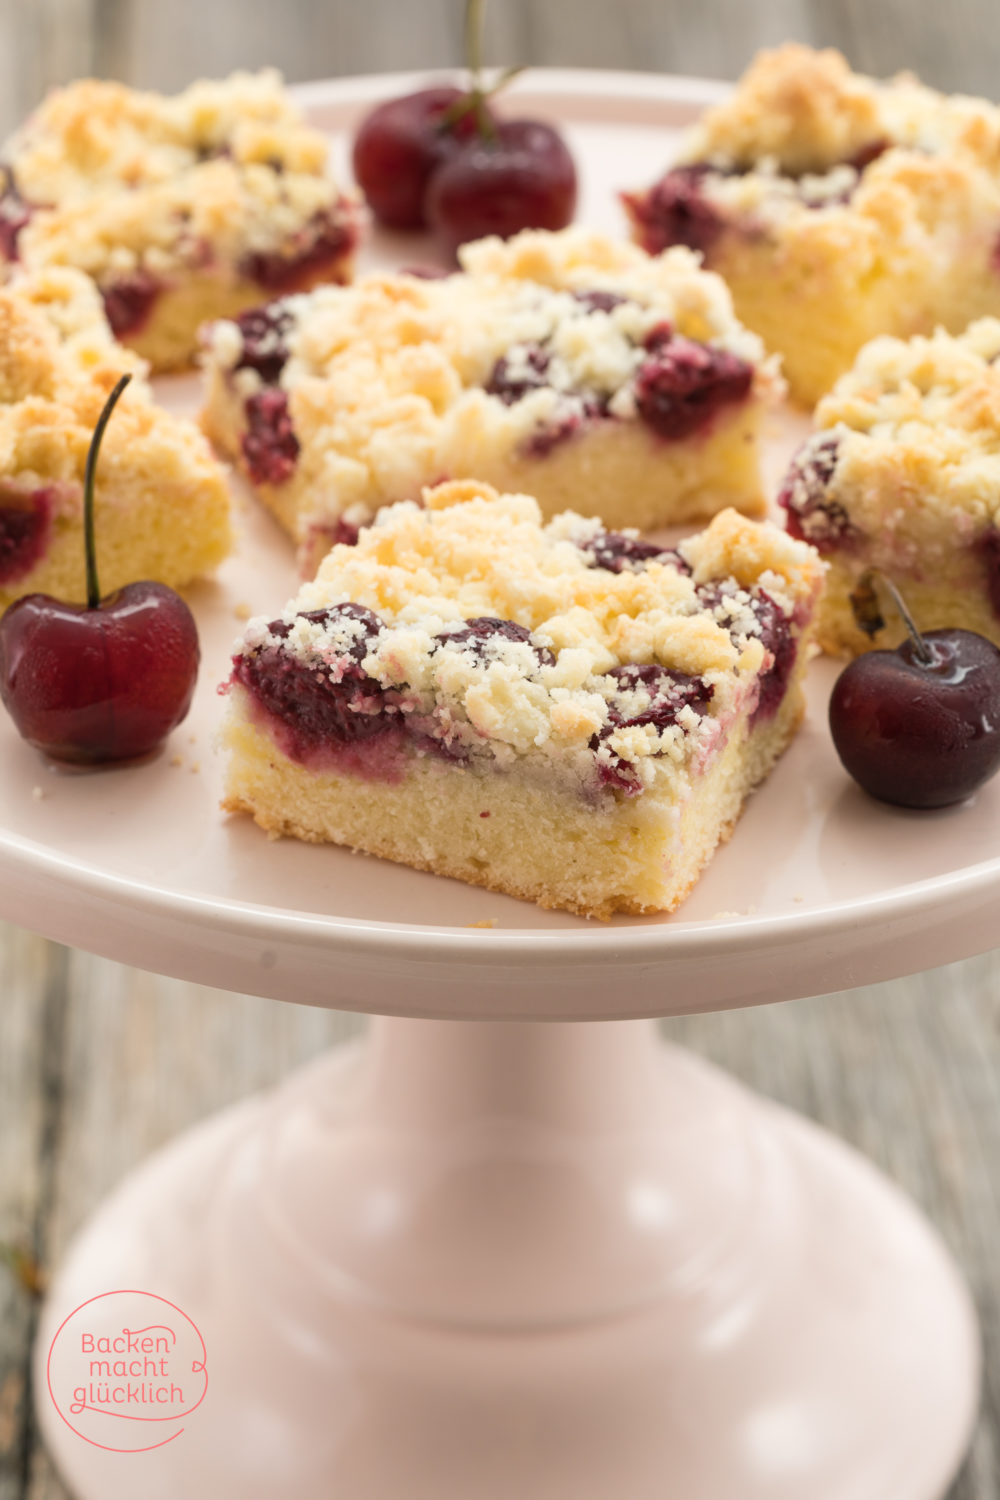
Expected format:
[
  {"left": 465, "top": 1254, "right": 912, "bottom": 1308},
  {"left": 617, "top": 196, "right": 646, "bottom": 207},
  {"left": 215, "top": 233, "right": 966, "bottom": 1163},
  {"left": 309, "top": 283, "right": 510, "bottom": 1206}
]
[{"left": 46, "top": 1289, "right": 208, "bottom": 1453}]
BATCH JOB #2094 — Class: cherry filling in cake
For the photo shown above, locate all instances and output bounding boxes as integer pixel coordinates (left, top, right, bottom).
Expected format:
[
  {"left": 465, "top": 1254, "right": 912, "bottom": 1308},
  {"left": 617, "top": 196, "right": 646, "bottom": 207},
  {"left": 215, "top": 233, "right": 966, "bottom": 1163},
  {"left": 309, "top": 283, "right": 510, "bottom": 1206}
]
[
  {"left": 624, "top": 165, "right": 728, "bottom": 257},
  {"left": 576, "top": 528, "right": 691, "bottom": 575},
  {"left": 242, "top": 389, "right": 300, "bottom": 487},
  {"left": 230, "top": 607, "right": 555, "bottom": 775},
  {"left": 0, "top": 487, "right": 54, "bottom": 583},
  {"left": 240, "top": 208, "right": 356, "bottom": 294},
  {"left": 634, "top": 328, "right": 753, "bottom": 441},
  {"left": 232, "top": 304, "right": 294, "bottom": 385},
  {"left": 0, "top": 169, "right": 32, "bottom": 261},
  {"left": 436, "top": 616, "right": 556, "bottom": 667},
  {"left": 778, "top": 436, "right": 859, "bottom": 553},
  {"left": 626, "top": 145, "right": 891, "bottom": 256},
  {"left": 485, "top": 304, "right": 753, "bottom": 453},
  {"left": 591, "top": 664, "right": 714, "bottom": 794},
  {"left": 231, "top": 604, "right": 399, "bottom": 770},
  {"left": 697, "top": 581, "right": 796, "bottom": 725},
  {"left": 100, "top": 269, "right": 164, "bottom": 339}
]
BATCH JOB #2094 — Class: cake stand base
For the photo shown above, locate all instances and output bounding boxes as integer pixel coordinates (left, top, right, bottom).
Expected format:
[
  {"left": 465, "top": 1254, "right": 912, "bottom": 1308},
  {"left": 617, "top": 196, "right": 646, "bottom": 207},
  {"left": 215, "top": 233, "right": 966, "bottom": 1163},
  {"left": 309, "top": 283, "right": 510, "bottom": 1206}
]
[{"left": 36, "top": 1018, "right": 978, "bottom": 1500}]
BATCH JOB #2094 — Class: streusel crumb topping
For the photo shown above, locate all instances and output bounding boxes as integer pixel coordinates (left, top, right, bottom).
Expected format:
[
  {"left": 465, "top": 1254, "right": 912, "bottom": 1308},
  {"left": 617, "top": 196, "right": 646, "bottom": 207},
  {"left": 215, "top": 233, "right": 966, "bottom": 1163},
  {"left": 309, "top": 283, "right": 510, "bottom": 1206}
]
[
  {"left": 234, "top": 483, "right": 821, "bottom": 786},
  {"left": 671, "top": 44, "right": 1000, "bottom": 258},
  {"left": 685, "top": 43, "right": 1000, "bottom": 175},
  {"left": 7, "top": 71, "right": 355, "bottom": 278},
  {"left": 0, "top": 267, "right": 221, "bottom": 509},
  {"left": 207, "top": 227, "right": 778, "bottom": 518},
  {"left": 795, "top": 320, "right": 1000, "bottom": 540}
]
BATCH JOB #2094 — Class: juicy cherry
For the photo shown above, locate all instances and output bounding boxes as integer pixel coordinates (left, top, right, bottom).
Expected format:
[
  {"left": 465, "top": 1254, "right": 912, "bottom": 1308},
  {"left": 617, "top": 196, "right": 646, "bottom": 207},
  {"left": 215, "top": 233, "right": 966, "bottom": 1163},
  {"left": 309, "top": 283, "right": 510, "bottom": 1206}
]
[
  {"left": 0, "top": 374, "right": 200, "bottom": 763},
  {"left": 0, "top": 582, "right": 199, "bottom": 763},
  {"left": 425, "top": 118, "right": 577, "bottom": 255},
  {"left": 829, "top": 628, "right": 1000, "bottom": 809},
  {"left": 352, "top": 87, "right": 485, "bottom": 231}
]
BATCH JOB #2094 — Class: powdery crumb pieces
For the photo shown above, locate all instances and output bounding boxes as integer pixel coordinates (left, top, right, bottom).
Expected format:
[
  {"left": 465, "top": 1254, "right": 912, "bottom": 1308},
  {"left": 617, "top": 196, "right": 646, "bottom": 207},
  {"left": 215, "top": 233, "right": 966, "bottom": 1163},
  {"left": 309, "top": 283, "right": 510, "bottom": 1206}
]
[
  {"left": 9, "top": 71, "right": 357, "bottom": 280},
  {"left": 684, "top": 43, "right": 1000, "bottom": 177},
  {"left": 666, "top": 44, "right": 1000, "bottom": 277},
  {"left": 466, "top": 918, "right": 499, "bottom": 929},
  {"left": 202, "top": 225, "right": 778, "bottom": 529},
  {"left": 31, "top": 785, "right": 45, "bottom": 801},
  {"left": 233, "top": 602, "right": 253, "bottom": 621},
  {"left": 189, "top": 761, "right": 201, "bottom": 773},
  {"left": 0, "top": 267, "right": 233, "bottom": 596},
  {"left": 237, "top": 485, "right": 822, "bottom": 789},
  {"left": 170, "top": 753, "right": 184, "bottom": 768},
  {"left": 796, "top": 319, "right": 1000, "bottom": 545}
]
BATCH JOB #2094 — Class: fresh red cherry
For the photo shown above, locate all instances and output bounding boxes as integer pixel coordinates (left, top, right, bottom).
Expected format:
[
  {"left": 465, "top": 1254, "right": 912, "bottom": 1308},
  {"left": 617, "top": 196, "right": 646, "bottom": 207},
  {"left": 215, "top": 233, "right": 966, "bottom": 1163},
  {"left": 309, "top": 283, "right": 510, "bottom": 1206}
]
[
  {"left": 0, "top": 374, "right": 200, "bottom": 764},
  {"left": 829, "top": 575, "right": 1000, "bottom": 808},
  {"left": 425, "top": 118, "right": 578, "bottom": 254},
  {"left": 351, "top": 86, "right": 487, "bottom": 231},
  {"left": 351, "top": 0, "right": 576, "bottom": 249}
]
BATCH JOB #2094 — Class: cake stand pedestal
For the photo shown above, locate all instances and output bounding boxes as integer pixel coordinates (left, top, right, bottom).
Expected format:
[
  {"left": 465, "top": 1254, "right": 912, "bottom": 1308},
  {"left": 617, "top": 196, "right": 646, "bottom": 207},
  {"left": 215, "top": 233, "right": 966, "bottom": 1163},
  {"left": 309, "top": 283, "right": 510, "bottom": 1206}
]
[{"left": 35, "top": 1013, "right": 977, "bottom": 1500}]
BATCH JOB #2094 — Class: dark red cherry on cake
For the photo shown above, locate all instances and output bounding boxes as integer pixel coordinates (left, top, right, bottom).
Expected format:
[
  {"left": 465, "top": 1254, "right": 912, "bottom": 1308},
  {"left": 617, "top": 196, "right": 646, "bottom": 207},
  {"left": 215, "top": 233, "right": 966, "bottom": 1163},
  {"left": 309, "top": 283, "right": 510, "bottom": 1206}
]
[
  {"left": 829, "top": 599, "right": 1000, "bottom": 810},
  {"left": 0, "top": 374, "right": 200, "bottom": 764}
]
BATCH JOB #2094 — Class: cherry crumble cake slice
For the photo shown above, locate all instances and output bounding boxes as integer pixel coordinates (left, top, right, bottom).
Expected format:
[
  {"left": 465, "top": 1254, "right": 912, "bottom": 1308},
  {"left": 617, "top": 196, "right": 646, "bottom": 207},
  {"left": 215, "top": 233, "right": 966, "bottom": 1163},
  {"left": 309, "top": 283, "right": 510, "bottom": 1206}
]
[
  {"left": 0, "top": 266, "right": 230, "bottom": 610},
  {"left": 201, "top": 227, "right": 780, "bottom": 575},
  {"left": 624, "top": 45, "right": 1000, "bottom": 407},
  {"left": 779, "top": 319, "right": 1000, "bottom": 658},
  {"left": 0, "top": 71, "right": 360, "bottom": 372},
  {"left": 221, "top": 481, "right": 823, "bottom": 919}
]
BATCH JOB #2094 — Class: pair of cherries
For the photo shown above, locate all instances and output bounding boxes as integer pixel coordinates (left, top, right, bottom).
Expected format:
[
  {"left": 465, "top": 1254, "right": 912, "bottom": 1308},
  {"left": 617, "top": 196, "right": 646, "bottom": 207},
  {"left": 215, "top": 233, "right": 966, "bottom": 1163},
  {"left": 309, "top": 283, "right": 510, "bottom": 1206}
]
[{"left": 352, "top": 0, "right": 576, "bottom": 253}]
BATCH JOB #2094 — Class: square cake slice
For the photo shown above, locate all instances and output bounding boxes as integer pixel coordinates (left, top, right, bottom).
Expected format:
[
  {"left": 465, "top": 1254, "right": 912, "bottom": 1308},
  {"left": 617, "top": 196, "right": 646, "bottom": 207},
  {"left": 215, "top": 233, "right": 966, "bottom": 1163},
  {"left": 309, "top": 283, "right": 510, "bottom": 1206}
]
[
  {"left": 201, "top": 227, "right": 780, "bottom": 575},
  {"left": 221, "top": 481, "right": 823, "bottom": 919},
  {"left": 624, "top": 44, "right": 1000, "bottom": 407},
  {"left": 0, "top": 267, "right": 231, "bottom": 610},
  {"left": 1, "top": 71, "right": 360, "bottom": 371},
  {"left": 778, "top": 318, "right": 1000, "bottom": 657}
]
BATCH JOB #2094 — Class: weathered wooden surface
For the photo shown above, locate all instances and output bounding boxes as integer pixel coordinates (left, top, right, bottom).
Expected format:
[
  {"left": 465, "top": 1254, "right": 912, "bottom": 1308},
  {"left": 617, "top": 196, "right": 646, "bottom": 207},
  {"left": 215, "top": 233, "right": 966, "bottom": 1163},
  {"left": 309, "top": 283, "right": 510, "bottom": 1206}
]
[
  {"left": 0, "top": 3, "right": 999, "bottom": 1497},
  {"left": 0, "top": 0, "right": 999, "bottom": 138}
]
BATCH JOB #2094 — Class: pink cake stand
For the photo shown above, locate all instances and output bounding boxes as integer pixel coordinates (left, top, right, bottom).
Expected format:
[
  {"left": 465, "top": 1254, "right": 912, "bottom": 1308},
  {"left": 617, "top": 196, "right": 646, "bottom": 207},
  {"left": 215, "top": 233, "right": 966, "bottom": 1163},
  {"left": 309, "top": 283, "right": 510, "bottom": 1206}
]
[{"left": 5, "top": 70, "right": 994, "bottom": 1499}]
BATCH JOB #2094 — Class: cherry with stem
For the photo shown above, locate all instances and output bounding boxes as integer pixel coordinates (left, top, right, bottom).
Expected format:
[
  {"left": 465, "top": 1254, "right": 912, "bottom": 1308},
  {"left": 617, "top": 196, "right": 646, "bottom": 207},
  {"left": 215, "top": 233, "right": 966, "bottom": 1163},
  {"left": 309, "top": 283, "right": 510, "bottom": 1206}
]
[
  {"left": 0, "top": 374, "right": 201, "bottom": 765},
  {"left": 829, "top": 571, "right": 1000, "bottom": 809}
]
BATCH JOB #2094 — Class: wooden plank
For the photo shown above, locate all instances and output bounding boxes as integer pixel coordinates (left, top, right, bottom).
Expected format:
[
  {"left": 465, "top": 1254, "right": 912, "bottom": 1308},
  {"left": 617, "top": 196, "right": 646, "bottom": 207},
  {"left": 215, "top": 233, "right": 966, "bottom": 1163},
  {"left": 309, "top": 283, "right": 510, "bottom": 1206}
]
[{"left": 0, "top": 927, "right": 68, "bottom": 1500}]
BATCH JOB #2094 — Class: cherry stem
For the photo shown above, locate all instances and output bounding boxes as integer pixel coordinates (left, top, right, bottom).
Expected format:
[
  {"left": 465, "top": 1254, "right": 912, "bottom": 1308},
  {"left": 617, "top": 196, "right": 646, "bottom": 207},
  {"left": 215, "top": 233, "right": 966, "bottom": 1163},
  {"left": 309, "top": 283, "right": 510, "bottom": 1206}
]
[
  {"left": 441, "top": 2, "right": 523, "bottom": 140},
  {"left": 84, "top": 372, "right": 132, "bottom": 610},
  {"left": 465, "top": 0, "right": 485, "bottom": 88},
  {"left": 862, "top": 568, "right": 934, "bottom": 666}
]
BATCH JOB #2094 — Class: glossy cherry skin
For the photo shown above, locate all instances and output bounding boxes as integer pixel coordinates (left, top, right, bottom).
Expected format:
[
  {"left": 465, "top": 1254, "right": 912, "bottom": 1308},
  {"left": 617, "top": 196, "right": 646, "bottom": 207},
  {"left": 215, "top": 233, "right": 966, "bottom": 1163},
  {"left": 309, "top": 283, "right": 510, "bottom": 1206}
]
[
  {"left": 0, "top": 581, "right": 199, "bottom": 764},
  {"left": 425, "top": 118, "right": 577, "bottom": 254},
  {"left": 829, "top": 629, "right": 1000, "bottom": 809},
  {"left": 352, "top": 87, "right": 485, "bottom": 230}
]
